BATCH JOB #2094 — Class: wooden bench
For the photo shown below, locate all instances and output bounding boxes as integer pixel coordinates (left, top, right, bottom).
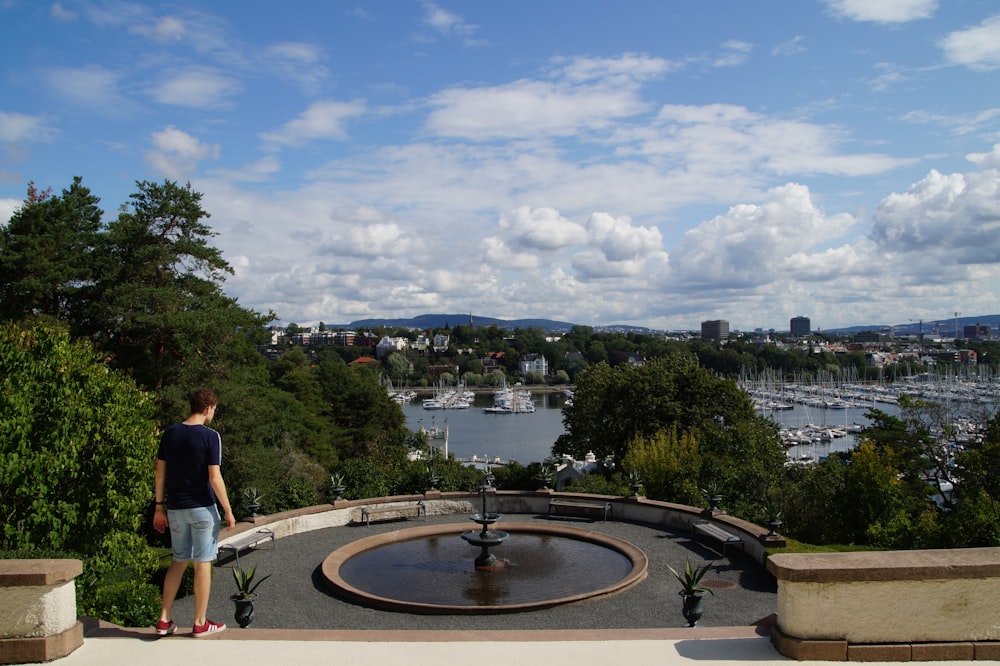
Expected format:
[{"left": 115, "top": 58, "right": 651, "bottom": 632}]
[
  {"left": 692, "top": 519, "right": 745, "bottom": 557},
  {"left": 360, "top": 501, "right": 426, "bottom": 526},
  {"left": 218, "top": 527, "right": 275, "bottom": 568},
  {"left": 547, "top": 498, "right": 613, "bottom": 522}
]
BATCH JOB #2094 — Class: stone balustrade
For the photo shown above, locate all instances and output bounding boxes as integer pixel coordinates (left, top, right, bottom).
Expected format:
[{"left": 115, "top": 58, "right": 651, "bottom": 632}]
[
  {"left": 768, "top": 548, "right": 1000, "bottom": 661},
  {"left": 0, "top": 559, "right": 83, "bottom": 664}
]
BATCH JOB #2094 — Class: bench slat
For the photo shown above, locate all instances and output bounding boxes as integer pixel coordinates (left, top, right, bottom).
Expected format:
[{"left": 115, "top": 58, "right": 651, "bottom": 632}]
[
  {"left": 218, "top": 528, "right": 275, "bottom": 568},
  {"left": 692, "top": 520, "right": 744, "bottom": 557},
  {"left": 547, "top": 499, "right": 612, "bottom": 522},
  {"left": 360, "top": 501, "right": 426, "bottom": 526}
]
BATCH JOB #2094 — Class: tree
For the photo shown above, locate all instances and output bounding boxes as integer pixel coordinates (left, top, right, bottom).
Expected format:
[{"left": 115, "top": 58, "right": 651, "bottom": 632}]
[
  {"left": 0, "top": 319, "right": 158, "bottom": 553},
  {"left": 0, "top": 177, "right": 103, "bottom": 327},
  {"left": 555, "top": 355, "right": 784, "bottom": 512},
  {"left": 91, "top": 180, "right": 273, "bottom": 396}
]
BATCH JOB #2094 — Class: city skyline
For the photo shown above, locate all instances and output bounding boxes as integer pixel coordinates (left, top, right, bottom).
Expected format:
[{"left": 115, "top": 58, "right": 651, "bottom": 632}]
[{"left": 1, "top": 1, "right": 999, "bottom": 330}]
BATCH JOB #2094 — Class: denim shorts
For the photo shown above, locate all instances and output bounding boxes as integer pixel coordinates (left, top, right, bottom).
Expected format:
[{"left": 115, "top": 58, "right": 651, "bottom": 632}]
[{"left": 167, "top": 505, "right": 221, "bottom": 563}]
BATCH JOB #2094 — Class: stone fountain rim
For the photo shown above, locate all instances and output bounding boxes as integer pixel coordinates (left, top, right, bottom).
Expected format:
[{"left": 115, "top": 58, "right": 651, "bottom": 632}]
[{"left": 321, "top": 521, "right": 649, "bottom": 615}]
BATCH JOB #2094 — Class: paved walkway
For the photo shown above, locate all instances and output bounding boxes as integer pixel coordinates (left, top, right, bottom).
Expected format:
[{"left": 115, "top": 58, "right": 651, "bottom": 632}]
[{"left": 23, "top": 515, "right": 975, "bottom": 665}]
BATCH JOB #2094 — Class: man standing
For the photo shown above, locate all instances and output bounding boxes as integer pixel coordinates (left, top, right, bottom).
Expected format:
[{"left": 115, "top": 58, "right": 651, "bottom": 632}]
[{"left": 152, "top": 387, "right": 236, "bottom": 637}]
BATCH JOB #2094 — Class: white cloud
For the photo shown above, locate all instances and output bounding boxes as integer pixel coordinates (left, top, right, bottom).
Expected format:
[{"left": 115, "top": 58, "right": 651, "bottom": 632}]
[
  {"left": 497, "top": 207, "right": 588, "bottom": 251},
  {"left": 145, "top": 125, "right": 220, "bottom": 179},
  {"left": 41, "top": 65, "right": 132, "bottom": 113},
  {"left": 871, "top": 168, "right": 1000, "bottom": 265},
  {"left": 1, "top": 197, "right": 21, "bottom": 223},
  {"left": 0, "top": 111, "right": 57, "bottom": 142},
  {"left": 130, "top": 15, "right": 186, "bottom": 42},
  {"left": 263, "top": 42, "right": 329, "bottom": 94},
  {"left": 151, "top": 68, "right": 242, "bottom": 108},
  {"left": 967, "top": 144, "right": 1000, "bottom": 169},
  {"left": 939, "top": 15, "right": 1000, "bottom": 71},
  {"left": 825, "top": 0, "right": 937, "bottom": 24},
  {"left": 670, "top": 183, "right": 859, "bottom": 288},
  {"left": 50, "top": 2, "right": 77, "bottom": 21},
  {"left": 260, "top": 99, "right": 367, "bottom": 147}
]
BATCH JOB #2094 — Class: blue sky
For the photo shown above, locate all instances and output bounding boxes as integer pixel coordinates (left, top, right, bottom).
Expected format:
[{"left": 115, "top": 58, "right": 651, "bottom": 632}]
[{"left": 2, "top": 0, "right": 999, "bottom": 331}]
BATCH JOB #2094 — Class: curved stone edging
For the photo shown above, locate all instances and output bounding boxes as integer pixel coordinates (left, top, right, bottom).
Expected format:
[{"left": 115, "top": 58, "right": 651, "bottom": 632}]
[{"left": 321, "top": 521, "right": 648, "bottom": 614}]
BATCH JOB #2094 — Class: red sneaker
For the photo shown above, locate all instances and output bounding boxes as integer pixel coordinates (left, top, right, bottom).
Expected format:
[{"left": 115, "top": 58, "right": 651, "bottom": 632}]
[
  {"left": 192, "top": 619, "right": 226, "bottom": 637},
  {"left": 154, "top": 619, "right": 176, "bottom": 636}
]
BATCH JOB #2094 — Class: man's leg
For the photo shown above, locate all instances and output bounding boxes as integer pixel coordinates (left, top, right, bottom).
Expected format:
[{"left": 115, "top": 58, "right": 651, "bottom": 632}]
[
  {"left": 192, "top": 560, "right": 213, "bottom": 627},
  {"left": 159, "top": 559, "right": 188, "bottom": 623}
]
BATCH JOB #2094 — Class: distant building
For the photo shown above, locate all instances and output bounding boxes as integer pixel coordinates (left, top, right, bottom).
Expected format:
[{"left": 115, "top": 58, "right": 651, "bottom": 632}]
[
  {"left": 519, "top": 353, "right": 549, "bottom": 377},
  {"left": 701, "top": 319, "right": 730, "bottom": 341},
  {"left": 963, "top": 324, "right": 992, "bottom": 340},
  {"left": 790, "top": 316, "right": 811, "bottom": 336}
]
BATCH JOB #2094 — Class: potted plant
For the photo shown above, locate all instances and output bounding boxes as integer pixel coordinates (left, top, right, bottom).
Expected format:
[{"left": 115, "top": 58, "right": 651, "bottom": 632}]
[
  {"left": 626, "top": 469, "right": 643, "bottom": 497},
  {"left": 701, "top": 480, "right": 723, "bottom": 512},
  {"left": 763, "top": 499, "right": 784, "bottom": 537},
  {"left": 667, "top": 559, "right": 715, "bottom": 627},
  {"left": 329, "top": 472, "right": 346, "bottom": 502},
  {"left": 243, "top": 487, "right": 264, "bottom": 518},
  {"left": 425, "top": 464, "right": 440, "bottom": 491},
  {"left": 535, "top": 463, "right": 553, "bottom": 490},
  {"left": 231, "top": 563, "right": 271, "bottom": 627}
]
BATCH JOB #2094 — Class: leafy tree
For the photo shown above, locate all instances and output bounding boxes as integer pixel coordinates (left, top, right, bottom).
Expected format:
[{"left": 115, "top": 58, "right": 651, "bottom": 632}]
[
  {"left": 0, "top": 177, "right": 102, "bottom": 327},
  {"left": 623, "top": 427, "right": 702, "bottom": 506},
  {"left": 91, "top": 180, "right": 273, "bottom": 395},
  {"left": 556, "top": 355, "right": 784, "bottom": 514},
  {"left": 0, "top": 320, "right": 158, "bottom": 555}
]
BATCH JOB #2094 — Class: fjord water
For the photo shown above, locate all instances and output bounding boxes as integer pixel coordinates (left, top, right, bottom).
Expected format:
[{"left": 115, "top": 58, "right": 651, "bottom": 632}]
[{"left": 402, "top": 391, "right": 889, "bottom": 465}]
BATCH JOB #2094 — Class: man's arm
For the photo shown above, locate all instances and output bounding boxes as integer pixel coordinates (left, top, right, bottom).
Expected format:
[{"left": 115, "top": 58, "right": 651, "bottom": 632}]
[
  {"left": 208, "top": 465, "right": 236, "bottom": 529},
  {"left": 153, "top": 459, "right": 169, "bottom": 533}
]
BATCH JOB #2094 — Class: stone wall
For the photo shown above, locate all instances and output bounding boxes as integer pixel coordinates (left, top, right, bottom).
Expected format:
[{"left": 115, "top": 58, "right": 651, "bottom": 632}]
[{"left": 0, "top": 559, "right": 83, "bottom": 664}]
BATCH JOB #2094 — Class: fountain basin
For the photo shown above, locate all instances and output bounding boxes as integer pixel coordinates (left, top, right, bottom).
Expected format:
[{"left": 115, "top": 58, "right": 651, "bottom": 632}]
[{"left": 322, "top": 521, "right": 648, "bottom": 614}]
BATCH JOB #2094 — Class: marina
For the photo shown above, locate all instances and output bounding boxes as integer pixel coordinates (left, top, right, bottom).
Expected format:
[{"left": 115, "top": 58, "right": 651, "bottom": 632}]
[{"left": 399, "top": 372, "right": 997, "bottom": 467}]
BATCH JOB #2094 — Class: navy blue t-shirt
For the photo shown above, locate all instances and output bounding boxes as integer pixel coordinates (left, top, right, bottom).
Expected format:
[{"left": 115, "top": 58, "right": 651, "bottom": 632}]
[{"left": 157, "top": 422, "right": 223, "bottom": 510}]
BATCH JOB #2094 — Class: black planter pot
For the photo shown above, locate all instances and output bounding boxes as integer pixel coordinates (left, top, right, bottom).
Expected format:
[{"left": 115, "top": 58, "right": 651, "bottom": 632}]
[
  {"left": 629, "top": 483, "right": 642, "bottom": 497},
  {"left": 535, "top": 476, "right": 551, "bottom": 490},
  {"left": 231, "top": 593, "right": 257, "bottom": 628},
  {"left": 764, "top": 519, "right": 783, "bottom": 537},
  {"left": 680, "top": 592, "right": 704, "bottom": 627},
  {"left": 330, "top": 486, "right": 345, "bottom": 502},
  {"left": 246, "top": 503, "right": 261, "bottom": 518}
]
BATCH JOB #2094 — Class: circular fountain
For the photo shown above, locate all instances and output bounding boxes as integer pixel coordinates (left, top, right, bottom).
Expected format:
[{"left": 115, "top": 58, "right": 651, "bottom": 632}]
[
  {"left": 322, "top": 473, "right": 648, "bottom": 614},
  {"left": 460, "top": 469, "right": 510, "bottom": 570}
]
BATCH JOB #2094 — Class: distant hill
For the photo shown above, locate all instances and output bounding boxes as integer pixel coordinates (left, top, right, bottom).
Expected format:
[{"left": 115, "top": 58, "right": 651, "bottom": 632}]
[
  {"left": 319, "top": 313, "right": 998, "bottom": 336},
  {"left": 344, "top": 313, "right": 581, "bottom": 333},
  {"left": 824, "top": 314, "right": 1000, "bottom": 336}
]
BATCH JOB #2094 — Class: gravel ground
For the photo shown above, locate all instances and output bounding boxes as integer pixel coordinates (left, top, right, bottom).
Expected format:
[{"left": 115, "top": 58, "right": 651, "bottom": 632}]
[{"left": 170, "top": 513, "right": 777, "bottom": 632}]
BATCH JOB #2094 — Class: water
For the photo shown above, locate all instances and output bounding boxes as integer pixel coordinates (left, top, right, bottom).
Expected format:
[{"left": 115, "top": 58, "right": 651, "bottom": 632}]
[
  {"left": 338, "top": 532, "right": 632, "bottom": 607},
  {"left": 403, "top": 392, "right": 567, "bottom": 464},
  {"left": 402, "top": 391, "right": 898, "bottom": 465}
]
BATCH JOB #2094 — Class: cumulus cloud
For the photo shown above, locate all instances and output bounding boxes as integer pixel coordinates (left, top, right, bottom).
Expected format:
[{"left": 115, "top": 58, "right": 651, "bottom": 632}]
[
  {"left": 670, "top": 183, "right": 859, "bottom": 288},
  {"left": 825, "top": 0, "right": 937, "bottom": 24},
  {"left": 939, "top": 15, "right": 1000, "bottom": 71},
  {"left": 497, "top": 207, "right": 588, "bottom": 251},
  {"left": 145, "top": 125, "right": 220, "bottom": 179},
  {"left": 585, "top": 212, "right": 663, "bottom": 262},
  {"left": 871, "top": 168, "right": 1000, "bottom": 265},
  {"left": 0, "top": 112, "right": 57, "bottom": 143},
  {"left": 260, "top": 99, "right": 367, "bottom": 147},
  {"left": 1, "top": 198, "right": 21, "bottom": 223},
  {"left": 967, "top": 144, "right": 1000, "bottom": 169}
]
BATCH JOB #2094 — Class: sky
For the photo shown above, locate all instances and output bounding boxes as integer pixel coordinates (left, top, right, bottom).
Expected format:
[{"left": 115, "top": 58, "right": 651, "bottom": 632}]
[{"left": 2, "top": 0, "right": 1000, "bottom": 332}]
